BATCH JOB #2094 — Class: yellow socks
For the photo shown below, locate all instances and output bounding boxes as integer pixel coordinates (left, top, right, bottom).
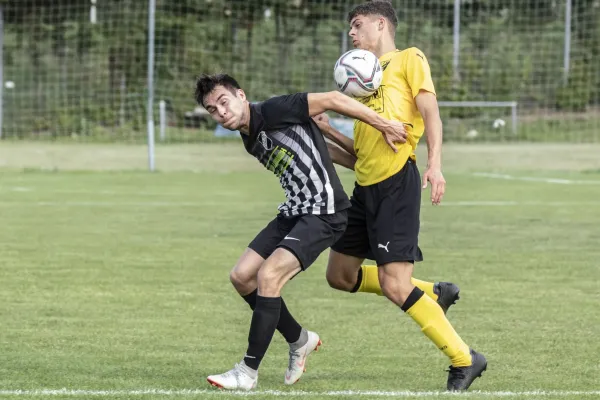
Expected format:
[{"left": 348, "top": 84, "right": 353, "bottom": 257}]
[
  {"left": 355, "top": 266, "right": 438, "bottom": 301},
  {"left": 355, "top": 265, "right": 383, "bottom": 295},
  {"left": 410, "top": 278, "right": 438, "bottom": 301},
  {"left": 403, "top": 288, "right": 472, "bottom": 367},
  {"left": 353, "top": 267, "right": 470, "bottom": 366}
]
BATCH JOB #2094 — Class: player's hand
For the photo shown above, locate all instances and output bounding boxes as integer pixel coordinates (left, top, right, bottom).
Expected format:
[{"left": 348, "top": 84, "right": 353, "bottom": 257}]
[
  {"left": 312, "top": 113, "right": 332, "bottom": 137},
  {"left": 379, "top": 120, "right": 407, "bottom": 153},
  {"left": 422, "top": 165, "right": 446, "bottom": 205}
]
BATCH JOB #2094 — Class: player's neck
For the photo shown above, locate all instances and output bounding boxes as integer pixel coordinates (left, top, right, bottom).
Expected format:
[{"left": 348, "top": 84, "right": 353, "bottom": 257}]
[
  {"left": 239, "top": 102, "right": 251, "bottom": 135},
  {"left": 374, "top": 39, "right": 396, "bottom": 58}
]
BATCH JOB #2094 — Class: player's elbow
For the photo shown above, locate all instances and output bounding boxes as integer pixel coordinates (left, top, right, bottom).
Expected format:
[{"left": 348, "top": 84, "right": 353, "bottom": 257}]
[
  {"left": 329, "top": 90, "right": 347, "bottom": 110},
  {"left": 341, "top": 154, "right": 357, "bottom": 171},
  {"left": 309, "top": 91, "right": 345, "bottom": 116},
  {"left": 348, "top": 155, "right": 357, "bottom": 170}
]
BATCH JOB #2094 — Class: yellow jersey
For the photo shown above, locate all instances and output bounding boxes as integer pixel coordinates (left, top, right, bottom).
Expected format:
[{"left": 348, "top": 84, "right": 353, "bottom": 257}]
[{"left": 353, "top": 47, "right": 436, "bottom": 186}]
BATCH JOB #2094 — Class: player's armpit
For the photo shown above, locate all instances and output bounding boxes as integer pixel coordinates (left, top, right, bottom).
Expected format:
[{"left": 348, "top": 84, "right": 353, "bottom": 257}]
[{"left": 327, "top": 142, "right": 356, "bottom": 171}]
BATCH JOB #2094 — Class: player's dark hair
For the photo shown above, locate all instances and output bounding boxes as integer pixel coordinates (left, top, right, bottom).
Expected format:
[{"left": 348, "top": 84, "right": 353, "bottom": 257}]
[
  {"left": 347, "top": 0, "right": 398, "bottom": 33},
  {"left": 195, "top": 73, "right": 241, "bottom": 107}
]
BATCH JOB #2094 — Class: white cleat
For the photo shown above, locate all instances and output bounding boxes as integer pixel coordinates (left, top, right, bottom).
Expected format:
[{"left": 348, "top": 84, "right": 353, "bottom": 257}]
[
  {"left": 284, "top": 330, "right": 322, "bottom": 385},
  {"left": 207, "top": 362, "right": 258, "bottom": 391}
]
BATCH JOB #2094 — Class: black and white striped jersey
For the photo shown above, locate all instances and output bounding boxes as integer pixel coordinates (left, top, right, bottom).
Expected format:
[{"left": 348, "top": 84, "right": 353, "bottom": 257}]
[{"left": 241, "top": 93, "right": 350, "bottom": 216}]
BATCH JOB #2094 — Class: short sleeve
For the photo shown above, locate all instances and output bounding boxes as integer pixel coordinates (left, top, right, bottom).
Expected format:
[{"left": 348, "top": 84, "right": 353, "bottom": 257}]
[
  {"left": 260, "top": 93, "right": 310, "bottom": 130},
  {"left": 405, "top": 48, "right": 436, "bottom": 98}
]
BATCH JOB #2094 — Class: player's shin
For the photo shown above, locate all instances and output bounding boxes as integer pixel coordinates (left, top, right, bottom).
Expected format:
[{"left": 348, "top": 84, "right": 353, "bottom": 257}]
[
  {"left": 242, "top": 289, "right": 303, "bottom": 344},
  {"left": 244, "top": 295, "right": 282, "bottom": 370},
  {"left": 401, "top": 287, "right": 472, "bottom": 367}
]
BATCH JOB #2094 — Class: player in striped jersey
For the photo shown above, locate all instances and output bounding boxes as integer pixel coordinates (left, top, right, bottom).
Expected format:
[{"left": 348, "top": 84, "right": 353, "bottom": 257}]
[{"left": 195, "top": 73, "right": 406, "bottom": 390}]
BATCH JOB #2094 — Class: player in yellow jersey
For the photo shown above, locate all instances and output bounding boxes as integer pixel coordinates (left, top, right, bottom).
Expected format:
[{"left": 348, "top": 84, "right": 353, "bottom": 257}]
[{"left": 315, "top": 0, "right": 487, "bottom": 391}]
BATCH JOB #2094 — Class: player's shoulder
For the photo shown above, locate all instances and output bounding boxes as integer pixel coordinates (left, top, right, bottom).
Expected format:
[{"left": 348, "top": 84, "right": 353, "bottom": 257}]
[
  {"left": 397, "top": 47, "right": 428, "bottom": 62},
  {"left": 260, "top": 93, "right": 307, "bottom": 111}
]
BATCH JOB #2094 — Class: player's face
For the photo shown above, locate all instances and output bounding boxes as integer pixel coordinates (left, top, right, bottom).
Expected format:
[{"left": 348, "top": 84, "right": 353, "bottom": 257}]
[
  {"left": 203, "top": 85, "right": 247, "bottom": 130},
  {"left": 349, "top": 15, "right": 381, "bottom": 52}
]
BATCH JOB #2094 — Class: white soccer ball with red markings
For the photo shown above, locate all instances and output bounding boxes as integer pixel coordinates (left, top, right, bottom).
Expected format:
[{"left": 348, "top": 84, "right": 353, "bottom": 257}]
[{"left": 333, "top": 49, "right": 383, "bottom": 98}]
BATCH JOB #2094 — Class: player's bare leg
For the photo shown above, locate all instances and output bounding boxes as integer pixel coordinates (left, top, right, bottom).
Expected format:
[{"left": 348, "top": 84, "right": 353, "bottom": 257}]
[
  {"left": 230, "top": 248, "right": 263, "bottom": 296},
  {"left": 325, "top": 250, "right": 363, "bottom": 291}
]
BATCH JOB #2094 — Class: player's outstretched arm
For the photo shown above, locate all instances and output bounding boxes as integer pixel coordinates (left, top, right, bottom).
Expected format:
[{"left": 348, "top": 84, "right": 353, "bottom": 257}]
[
  {"left": 307, "top": 91, "right": 406, "bottom": 152},
  {"left": 326, "top": 142, "right": 356, "bottom": 171}
]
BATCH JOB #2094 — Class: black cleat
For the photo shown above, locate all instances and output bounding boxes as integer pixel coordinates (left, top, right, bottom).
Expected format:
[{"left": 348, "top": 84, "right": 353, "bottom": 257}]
[
  {"left": 447, "top": 349, "right": 487, "bottom": 391},
  {"left": 433, "top": 282, "right": 460, "bottom": 314}
]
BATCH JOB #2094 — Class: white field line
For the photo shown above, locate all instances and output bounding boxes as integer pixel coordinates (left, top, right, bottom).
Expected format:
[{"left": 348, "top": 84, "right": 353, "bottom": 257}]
[
  {"left": 473, "top": 172, "right": 600, "bottom": 185},
  {"left": 0, "top": 201, "right": 273, "bottom": 207},
  {"left": 0, "top": 389, "right": 599, "bottom": 397},
  {"left": 0, "top": 200, "right": 599, "bottom": 208}
]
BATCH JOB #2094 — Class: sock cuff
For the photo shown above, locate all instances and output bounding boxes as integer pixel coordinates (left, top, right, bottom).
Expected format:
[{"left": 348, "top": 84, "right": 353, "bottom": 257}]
[
  {"left": 350, "top": 266, "right": 364, "bottom": 293},
  {"left": 256, "top": 295, "right": 282, "bottom": 309},
  {"left": 242, "top": 289, "right": 258, "bottom": 304},
  {"left": 289, "top": 328, "right": 308, "bottom": 349},
  {"left": 401, "top": 287, "right": 425, "bottom": 312}
]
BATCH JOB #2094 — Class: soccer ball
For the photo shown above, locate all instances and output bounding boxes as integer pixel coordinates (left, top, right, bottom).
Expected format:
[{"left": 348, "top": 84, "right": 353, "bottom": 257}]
[{"left": 333, "top": 49, "right": 383, "bottom": 98}]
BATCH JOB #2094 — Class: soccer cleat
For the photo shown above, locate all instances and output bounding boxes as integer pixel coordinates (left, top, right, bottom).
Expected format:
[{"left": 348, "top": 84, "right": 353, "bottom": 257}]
[
  {"left": 284, "top": 330, "right": 322, "bottom": 385},
  {"left": 207, "top": 361, "right": 258, "bottom": 391},
  {"left": 434, "top": 282, "right": 460, "bottom": 314},
  {"left": 446, "top": 349, "right": 487, "bottom": 391}
]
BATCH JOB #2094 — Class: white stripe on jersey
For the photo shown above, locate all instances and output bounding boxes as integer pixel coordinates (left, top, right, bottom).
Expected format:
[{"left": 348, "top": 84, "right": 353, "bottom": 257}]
[
  {"left": 291, "top": 125, "right": 335, "bottom": 214},
  {"left": 273, "top": 129, "right": 327, "bottom": 213},
  {"left": 260, "top": 125, "right": 336, "bottom": 216},
  {"left": 271, "top": 130, "right": 318, "bottom": 215},
  {"left": 274, "top": 150, "right": 313, "bottom": 215}
]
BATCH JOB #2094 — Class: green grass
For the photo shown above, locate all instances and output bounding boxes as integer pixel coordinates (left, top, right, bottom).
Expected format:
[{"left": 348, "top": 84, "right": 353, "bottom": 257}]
[{"left": 1, "top": 144, "right": 600, "bottom": 399}]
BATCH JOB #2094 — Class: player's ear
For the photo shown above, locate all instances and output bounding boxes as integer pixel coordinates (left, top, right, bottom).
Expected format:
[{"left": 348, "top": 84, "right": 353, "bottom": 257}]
[{"left": 237, "top": 89, "right": 247, "bottom": 101}]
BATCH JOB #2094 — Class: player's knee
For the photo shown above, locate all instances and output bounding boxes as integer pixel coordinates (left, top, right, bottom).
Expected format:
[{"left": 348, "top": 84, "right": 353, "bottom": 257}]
[
  {"left": 325, "top": 264, "right": 355, "bottom": 291},
  {"left": 256, "top": 264, "right": 286, "bottom": 294},
  {"left": 379, "top": 275, "right": 413, "bottom": 306},
  {"left": 229, "top": 267, "right": 256, "bottom": 294}
]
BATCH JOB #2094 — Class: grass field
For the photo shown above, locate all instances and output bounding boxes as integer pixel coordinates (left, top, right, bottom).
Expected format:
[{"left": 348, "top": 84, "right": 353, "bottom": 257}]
[{"left": 1, "top": 143, "right": 600, "bottom": 399}]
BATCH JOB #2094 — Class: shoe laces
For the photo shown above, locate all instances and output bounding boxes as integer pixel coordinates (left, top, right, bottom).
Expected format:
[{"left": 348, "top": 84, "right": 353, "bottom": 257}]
[
  {"left": 223, "top": 364, "right": 242, "bottom": 378},
  {"left": 220, "top": 363, "right": 247, "bottom": 381},
  {"left": 447, "top": 365, "right": 466, "bottom": 381},
  {"left": 288, "top": 349, "right": 301, "bottom": 371}
]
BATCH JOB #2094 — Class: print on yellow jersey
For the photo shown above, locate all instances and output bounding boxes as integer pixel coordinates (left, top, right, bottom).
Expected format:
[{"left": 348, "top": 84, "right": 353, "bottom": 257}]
[{"left": 353, "top": 47, "right": 436, "bottom": 186}]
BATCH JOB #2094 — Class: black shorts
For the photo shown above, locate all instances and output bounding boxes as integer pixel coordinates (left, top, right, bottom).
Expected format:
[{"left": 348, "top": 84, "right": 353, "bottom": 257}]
[
  {"left": 249, "top": 210, "right": 348, "bottom": 270},
  {"left": 331, "top": 159, "right": 423, "bottom": 265}
]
